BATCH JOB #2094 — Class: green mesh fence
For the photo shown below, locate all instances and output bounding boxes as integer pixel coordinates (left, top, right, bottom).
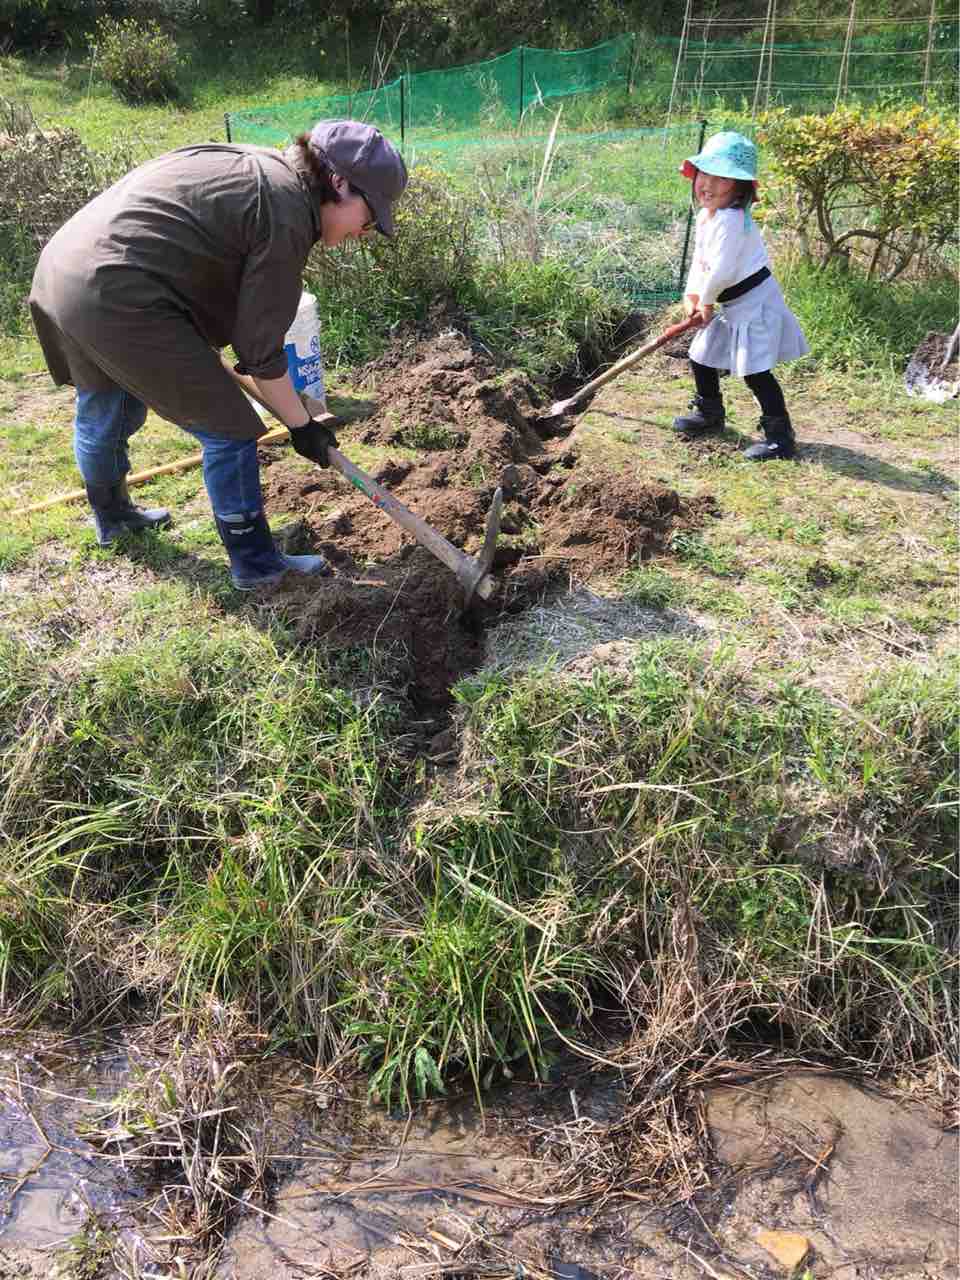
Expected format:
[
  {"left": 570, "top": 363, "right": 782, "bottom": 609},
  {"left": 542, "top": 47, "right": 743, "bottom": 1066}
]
[
  {"left": 223, "top": 26, "right": 955, "bottom": 310},
  {"left": 226, "top": 34, "right": 636, "bottom": 148}
]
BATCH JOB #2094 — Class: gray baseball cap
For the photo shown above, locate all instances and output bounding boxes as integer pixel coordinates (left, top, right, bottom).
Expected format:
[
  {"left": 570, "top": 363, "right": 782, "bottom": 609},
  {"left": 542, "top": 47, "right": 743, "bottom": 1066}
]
[{"left": 308, "top": 119, "right": 408, "bottom": 237}]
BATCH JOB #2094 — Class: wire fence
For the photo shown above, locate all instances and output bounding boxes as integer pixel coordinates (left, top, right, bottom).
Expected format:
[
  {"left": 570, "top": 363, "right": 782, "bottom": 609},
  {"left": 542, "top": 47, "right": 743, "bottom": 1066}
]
[
  {"left": 222, "top": 24, "right": 956, "bottom": 309},
  {"left": 666, "top": 15, "right": 958, "bottom": 115},
  {"left": 225, "top": 23, "right": 958, "bottom": 148}
]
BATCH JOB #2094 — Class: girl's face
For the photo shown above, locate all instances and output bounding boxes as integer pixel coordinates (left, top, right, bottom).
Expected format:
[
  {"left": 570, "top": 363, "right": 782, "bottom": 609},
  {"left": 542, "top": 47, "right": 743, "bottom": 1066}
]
[
  {"left": 693, "top": 170, "right": 738, "bottom": 213},
  {"left": 320, "top": 174, "right": 378, "bottom": 247}
]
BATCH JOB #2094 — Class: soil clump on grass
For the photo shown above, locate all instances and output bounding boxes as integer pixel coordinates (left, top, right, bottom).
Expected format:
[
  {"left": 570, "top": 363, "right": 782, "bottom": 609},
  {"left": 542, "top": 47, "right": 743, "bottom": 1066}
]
[{"left": 259, "top": 331, "right": 718, "bottom": 708}]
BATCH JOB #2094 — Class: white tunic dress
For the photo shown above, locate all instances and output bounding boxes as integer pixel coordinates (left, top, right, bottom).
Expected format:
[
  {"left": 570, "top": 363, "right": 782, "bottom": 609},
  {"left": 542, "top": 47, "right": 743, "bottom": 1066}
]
[{"left": 685, "top": 207, "right": 809, "bottom": 376}]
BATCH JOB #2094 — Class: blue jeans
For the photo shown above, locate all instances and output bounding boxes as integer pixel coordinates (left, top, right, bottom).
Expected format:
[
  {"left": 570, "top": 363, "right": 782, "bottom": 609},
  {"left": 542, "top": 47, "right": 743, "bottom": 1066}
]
[
  {"left": 74, "top": 385, "right": 263, "bottom": 518},
  {"left": 74, "top": 387, "right": 148, "bottom": 487}
]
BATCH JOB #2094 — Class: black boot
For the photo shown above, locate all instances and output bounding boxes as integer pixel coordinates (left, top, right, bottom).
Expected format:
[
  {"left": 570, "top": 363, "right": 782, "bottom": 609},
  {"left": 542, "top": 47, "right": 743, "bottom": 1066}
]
[
  {"left": 214, "top": 509, "right": 331, "bottom": 590},
  {"left": 744, "top": 413, "right": 797, "bottom": 461},
  {"left": 673, "top": 395, "right": 725, "bottom": 437},
  {"left": 86, "top": 480, "right": 171, "bottom": 547}
]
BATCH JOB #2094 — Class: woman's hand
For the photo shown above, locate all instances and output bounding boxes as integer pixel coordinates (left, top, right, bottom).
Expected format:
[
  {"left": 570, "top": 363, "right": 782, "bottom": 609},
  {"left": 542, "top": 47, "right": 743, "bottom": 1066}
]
[
  {"left": 696, "top": 302, "right": 714, "bottom": 326},
  {"left": 290, "top": 417, "right": 340, "bottom": 467},
  {"left": 683, "top": 293, "right": 700, "bottom": 318}
]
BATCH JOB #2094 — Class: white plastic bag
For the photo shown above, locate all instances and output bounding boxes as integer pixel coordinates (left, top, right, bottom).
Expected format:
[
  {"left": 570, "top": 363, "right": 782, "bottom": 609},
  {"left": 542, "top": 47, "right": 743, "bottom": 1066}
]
[{"left": 284, "top": 291, "right": 326, "bottom": 407}]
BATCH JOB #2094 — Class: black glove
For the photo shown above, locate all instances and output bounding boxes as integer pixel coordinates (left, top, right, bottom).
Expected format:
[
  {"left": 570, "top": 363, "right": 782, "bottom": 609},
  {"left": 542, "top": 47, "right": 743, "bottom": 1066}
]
[{"left": 290, "top": 417, "right": 340, "bottom": 468}]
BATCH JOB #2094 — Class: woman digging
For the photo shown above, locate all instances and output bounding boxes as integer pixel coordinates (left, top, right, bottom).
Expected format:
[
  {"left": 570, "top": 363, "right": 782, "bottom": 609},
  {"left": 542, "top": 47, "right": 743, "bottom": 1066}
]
[{"left": 30, "top": 120, "right": 408, "bottom": 589}]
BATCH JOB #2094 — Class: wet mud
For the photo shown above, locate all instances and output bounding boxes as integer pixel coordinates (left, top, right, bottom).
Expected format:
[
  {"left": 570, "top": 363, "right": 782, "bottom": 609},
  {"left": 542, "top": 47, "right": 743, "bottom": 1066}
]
[
  {"left": 0, "top": 1034, "right": 139, "bottom": 1276},
  {"left": 1, "top": 1039, "right": 955, "bottom": 1280},
  {"left": 259, "top": 332, "right": 718, "bottom": 707}
]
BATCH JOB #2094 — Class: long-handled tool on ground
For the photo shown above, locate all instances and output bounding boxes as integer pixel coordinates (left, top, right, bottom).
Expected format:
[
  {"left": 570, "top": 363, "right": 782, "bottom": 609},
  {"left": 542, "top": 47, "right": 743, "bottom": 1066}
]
[
  {"left": 541, "top": 317, "right": 699, "bottom": 421},
  {"left": 228, "top": 362, "right": 503, "bottom": 605},
  {"left": 12, "top": 373, "right": 503, "bottom": 606}
]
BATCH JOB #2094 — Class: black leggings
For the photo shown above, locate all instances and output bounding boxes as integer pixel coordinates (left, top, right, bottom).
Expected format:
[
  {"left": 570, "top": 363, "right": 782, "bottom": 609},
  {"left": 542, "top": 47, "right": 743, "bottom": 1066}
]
[{"left": 690, "top": 360, "right": 787, "bottom": 417}]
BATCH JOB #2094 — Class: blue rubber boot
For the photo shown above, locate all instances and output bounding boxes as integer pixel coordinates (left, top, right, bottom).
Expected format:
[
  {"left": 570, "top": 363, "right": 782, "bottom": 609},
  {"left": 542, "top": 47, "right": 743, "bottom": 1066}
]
[
  {"left": 214, "top": 510, "right": 331, "bottom": 590},
  {"left": 86, "top": 480, "right": 171, "bottom": 547}
]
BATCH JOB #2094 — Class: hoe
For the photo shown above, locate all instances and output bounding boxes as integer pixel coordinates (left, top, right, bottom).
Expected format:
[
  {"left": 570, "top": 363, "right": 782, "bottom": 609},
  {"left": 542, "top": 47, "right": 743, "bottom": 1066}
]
[
  {"left": 15, "top": 369, "right": 504, "bottom": 608},
  {"left": 541, "top": 317, "right": 699, "bottom": 421},
  {"left": 230, "top": 366, "right": 503, "bottom": 607}
]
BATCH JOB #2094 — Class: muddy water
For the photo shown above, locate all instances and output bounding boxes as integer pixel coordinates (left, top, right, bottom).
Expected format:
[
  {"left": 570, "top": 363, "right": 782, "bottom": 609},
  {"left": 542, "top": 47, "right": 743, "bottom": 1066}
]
[
  {"left": 0, "top": 1035, "right": 955, "bottom": 1280},
  {"left": 215, "top": 1069, "right": 958, "bottom": 1280},
  {"left": 0, "top": 1032, "right": 140, "bottom": 1274}
]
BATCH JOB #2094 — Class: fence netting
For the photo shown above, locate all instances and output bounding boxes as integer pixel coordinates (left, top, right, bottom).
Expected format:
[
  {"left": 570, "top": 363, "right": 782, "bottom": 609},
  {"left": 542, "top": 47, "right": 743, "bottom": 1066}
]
[
  {"left": 669, "top": 21, "right": 959, "bottom": 112},
  {"left": 226, "top": 35, "right": 636, "bottom": 147},
  {"left": 224, "top": 25, "right": 956, "bottom": 308}
]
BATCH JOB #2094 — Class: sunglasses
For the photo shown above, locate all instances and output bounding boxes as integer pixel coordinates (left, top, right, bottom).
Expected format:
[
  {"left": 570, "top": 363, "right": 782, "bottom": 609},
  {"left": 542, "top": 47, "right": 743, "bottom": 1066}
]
[{"left": 348, "top": 183, "right": 378, "bottom": 232}]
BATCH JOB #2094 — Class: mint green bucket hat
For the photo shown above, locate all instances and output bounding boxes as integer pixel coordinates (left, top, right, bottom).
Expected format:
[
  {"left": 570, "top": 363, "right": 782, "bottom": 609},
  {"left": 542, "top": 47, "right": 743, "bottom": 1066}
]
[
  {"left": 681, "top": 131, "right": 759, "bottom": 226},
  {"left": 681, "top": 131, "right": 759, "bottom": 189}
]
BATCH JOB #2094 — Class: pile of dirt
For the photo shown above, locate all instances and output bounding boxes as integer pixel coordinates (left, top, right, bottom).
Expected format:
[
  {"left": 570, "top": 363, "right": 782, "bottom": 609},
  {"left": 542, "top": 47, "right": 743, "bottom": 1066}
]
[{"left": 260, "top": 332, "right": 718, "bottom": 707}]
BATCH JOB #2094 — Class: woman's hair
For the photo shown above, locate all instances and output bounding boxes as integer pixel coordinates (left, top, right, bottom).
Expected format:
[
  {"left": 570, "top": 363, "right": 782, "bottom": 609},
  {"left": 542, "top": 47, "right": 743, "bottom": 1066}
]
[{"left": 292, "top": 132, "right": 341, "bottom": 203}]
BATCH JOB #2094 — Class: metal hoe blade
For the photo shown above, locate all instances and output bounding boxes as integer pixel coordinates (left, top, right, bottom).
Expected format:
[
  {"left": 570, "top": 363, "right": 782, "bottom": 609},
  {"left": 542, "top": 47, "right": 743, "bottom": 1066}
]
[{"left": 463, "top": 486, "right": 503, "bottom": 607}]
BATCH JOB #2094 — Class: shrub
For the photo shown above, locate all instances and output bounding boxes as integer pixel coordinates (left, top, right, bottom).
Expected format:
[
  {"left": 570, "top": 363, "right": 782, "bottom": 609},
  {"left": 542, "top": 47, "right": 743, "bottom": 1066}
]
[
  {"left": 0, "top": 98, "right": 137, "bottom": 336},
  {"left": 757, "top": 105, "right": 959, "bottom": 281},
  {"left": 306, "top": 165, "right": 477, "bottom": 366},
  {"left": 307, "top": 163, "right": 623, "bottom": 378},
  {"left": 93, "top": 16, "right": 181, "bottom": 104}
]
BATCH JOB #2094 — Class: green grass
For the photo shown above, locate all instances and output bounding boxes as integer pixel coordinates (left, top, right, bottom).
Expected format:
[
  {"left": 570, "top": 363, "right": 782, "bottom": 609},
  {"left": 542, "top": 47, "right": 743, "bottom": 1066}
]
[
  {"left": 0, "top": 37, "right": 957, "bottom": 1135},
  {"left": 781, "top": 258, "right": 959, "bottom": 372},
  {"left": 1, "top": 623, "right": 954, "bottom": 1099}
]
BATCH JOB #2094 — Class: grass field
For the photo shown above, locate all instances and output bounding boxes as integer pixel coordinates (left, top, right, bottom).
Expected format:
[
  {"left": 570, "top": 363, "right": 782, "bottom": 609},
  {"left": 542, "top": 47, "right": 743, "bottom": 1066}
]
[{"left": 0, "top": 32, "right": 956, "bottom": 1276}]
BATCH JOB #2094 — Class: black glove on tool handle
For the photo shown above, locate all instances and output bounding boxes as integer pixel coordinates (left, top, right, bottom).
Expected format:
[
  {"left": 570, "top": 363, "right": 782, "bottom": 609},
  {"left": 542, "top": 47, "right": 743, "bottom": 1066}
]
[{"left": 290, "top": 417, "right": 340, "bottom": 467}]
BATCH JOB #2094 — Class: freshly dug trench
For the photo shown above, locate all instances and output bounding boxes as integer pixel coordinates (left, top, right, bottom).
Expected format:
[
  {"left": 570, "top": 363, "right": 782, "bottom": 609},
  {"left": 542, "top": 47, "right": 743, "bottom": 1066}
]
[{"left": 259, "top": 332, "right": 719, "bottom": 705}]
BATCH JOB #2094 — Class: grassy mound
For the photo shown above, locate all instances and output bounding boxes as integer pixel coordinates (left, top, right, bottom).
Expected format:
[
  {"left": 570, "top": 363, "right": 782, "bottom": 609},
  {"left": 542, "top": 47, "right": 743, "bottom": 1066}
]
[{"left": 2, "top": 622, "right": 954, "bottom": 1104}]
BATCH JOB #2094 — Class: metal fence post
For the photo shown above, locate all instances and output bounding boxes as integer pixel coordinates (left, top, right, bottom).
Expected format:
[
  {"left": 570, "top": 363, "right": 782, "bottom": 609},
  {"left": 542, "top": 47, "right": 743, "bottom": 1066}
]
[
  {"left": 518, "top": 46, "right": 525, "bottom": 126},
  {"left": 677, "top": 118, "right": 707, "bottom": 292},
  {"left": 224, "top": 112, "right": 232, "bottom": 142},
  {"left": 400, "top": 74, "right": 406, "bottom": 147}
]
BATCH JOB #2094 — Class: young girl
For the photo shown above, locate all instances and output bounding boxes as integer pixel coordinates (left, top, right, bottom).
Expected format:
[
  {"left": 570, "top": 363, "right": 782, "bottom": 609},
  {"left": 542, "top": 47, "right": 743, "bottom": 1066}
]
[{"left": 673, "top": 131, "right": 808, "bottom": 461}]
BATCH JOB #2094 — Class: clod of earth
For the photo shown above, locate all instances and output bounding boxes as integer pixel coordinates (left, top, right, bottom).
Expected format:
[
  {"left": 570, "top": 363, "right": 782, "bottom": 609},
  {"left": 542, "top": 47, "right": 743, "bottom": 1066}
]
[{"left": 259, "top": 332, "right": 719, "bottom": 706}]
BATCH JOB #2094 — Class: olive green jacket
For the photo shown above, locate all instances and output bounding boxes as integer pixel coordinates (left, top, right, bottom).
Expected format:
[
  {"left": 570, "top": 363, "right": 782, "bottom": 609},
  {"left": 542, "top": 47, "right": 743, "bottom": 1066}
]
[{"left": 30, "top": 143, "right": 324, "bottom": 441}]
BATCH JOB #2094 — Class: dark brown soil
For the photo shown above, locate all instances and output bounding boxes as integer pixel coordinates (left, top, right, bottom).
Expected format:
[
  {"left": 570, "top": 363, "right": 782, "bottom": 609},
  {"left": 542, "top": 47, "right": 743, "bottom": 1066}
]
[{"left": 259, "top": 332, "right": 719, "bottom": 708}]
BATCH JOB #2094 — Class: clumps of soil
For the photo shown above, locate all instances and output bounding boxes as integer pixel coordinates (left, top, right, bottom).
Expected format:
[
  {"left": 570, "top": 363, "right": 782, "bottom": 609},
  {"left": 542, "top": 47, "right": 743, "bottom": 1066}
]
[{"left": 260, "top": 331, "right": 719, "bottom": 707}]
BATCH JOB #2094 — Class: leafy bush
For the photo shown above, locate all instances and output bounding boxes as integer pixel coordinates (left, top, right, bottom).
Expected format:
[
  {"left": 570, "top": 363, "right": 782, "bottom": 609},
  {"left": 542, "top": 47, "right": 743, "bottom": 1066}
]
[
  {"left": 307, "top": 164, "right": 622, "bottom": 376},
  {"left": 93, "top": 16, "right": 181, "bottom": 104},
  {"left": 306, "top": 165, "right": 477, "bottom": 365},
  {"left": 757, "top": 105, "right": 959, "bottom": 281}
]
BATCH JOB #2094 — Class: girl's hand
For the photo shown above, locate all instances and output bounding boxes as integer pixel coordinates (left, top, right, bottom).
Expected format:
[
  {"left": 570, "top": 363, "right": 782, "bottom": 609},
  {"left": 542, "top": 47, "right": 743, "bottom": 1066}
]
[
  {"left": 683, "top": 294, "right": 700, "bottom": 318},
  {"left": 696, "top": 303, "right": 714, "bottom": 326}
]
